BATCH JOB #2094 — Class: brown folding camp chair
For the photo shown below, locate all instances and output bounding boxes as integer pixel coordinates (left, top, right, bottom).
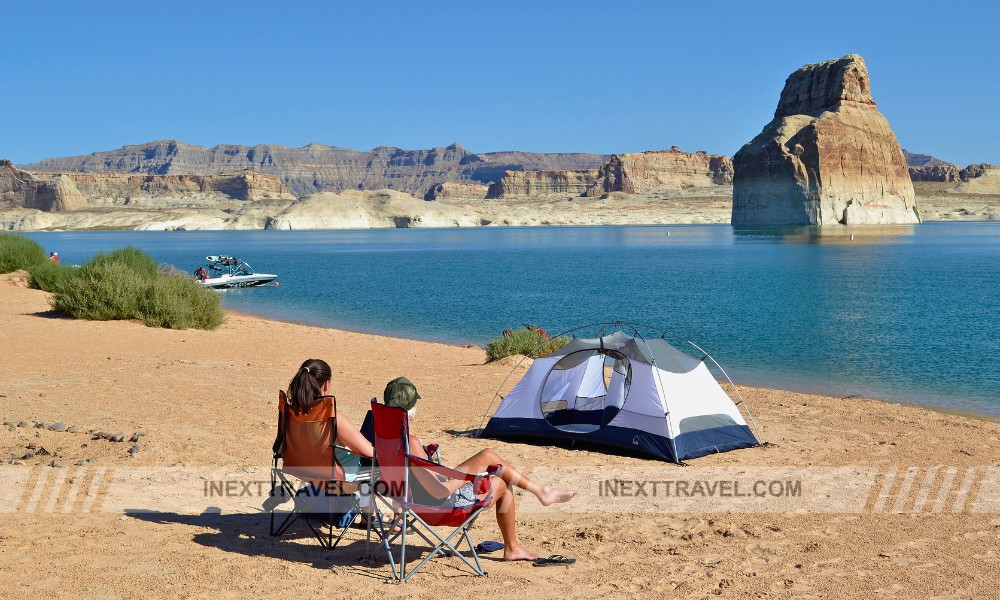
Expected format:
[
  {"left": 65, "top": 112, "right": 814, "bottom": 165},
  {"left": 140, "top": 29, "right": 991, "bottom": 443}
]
[
  {"left": 367, "top": 400, "right": 500, "bottom": 581},
  {"left": 269, "top": 391, "right": 369, "bottom": 549}
]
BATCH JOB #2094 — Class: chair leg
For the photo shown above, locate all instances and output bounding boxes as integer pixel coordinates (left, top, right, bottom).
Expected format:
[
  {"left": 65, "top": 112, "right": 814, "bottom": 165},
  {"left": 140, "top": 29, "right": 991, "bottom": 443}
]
[{"left": 398, "top": 511, "right": 486, "bottom": 581}]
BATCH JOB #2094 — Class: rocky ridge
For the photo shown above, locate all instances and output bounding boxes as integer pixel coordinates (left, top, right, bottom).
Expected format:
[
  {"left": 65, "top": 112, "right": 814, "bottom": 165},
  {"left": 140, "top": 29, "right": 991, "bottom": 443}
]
[
  {"left": 733, "top": 54, "right": 919, "bottom": 225},
  {"left": 1, "top": 160, "right": 292, "bottom": 213},
  {"left": 24, "top": 140, "right": 608, "bottom": 197}
]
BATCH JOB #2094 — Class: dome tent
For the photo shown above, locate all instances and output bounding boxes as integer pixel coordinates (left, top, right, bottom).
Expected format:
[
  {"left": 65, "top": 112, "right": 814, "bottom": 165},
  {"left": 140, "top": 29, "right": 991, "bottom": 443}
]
[{"left": 479, "top": 323, "right": 761, "bottom": 463}]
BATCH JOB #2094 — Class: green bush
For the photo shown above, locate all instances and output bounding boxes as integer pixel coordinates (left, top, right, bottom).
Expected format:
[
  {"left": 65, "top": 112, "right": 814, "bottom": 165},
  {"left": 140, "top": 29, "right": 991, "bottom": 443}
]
[
  {"left": 86, "top": 246, "right": 159, "bottom": 278},
  {"left": 0, "top": 233, "right": 47, "bottom": 273},
  {"left": 52, "top": 259, "right": 152, "bottom": 321},
  {"left": 137, "top": 274, "right": 225, "bottom": 330},
  {"left": 28, "top": 259, "right": 77, "bottom": 293},
  {"left": 485, "top": 327, "right": 569, "bottom": 362}
]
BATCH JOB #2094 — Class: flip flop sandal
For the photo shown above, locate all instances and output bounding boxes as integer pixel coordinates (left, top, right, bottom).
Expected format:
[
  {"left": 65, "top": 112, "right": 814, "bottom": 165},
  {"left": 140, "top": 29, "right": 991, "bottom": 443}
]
[{"left": 533, "top": 554, "right": 576, "bottom": 566}]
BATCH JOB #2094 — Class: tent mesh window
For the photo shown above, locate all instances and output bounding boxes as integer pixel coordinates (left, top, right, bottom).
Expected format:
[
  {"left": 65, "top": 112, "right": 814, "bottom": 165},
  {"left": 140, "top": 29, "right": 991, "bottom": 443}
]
[{"left": 539, "top": 349, "right": 632, "bottom": 434}]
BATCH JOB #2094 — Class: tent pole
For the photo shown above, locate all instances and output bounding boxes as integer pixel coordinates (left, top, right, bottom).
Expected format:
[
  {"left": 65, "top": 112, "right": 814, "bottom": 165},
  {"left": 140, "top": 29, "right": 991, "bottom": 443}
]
[
  {"left": 625, "top": 322, "right": 682, "bottom": 463},
  {"left": 686, "top": 340, "right": 764, "bottom": 444}
]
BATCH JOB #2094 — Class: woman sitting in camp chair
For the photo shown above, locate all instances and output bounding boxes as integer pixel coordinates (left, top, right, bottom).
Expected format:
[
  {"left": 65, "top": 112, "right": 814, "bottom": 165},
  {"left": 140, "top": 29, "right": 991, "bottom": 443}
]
[
  {"left": 285, "top": 358, "right": 374, "bottom": 482},
  {"left": 383, "top": 377, "right": 578, "bottom": 562}
]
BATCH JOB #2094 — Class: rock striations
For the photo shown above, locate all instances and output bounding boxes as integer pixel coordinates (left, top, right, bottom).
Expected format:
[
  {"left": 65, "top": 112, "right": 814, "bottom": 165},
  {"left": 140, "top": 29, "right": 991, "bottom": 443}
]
[
  {"left": 486, "top": 170, "right": 599, "bottom": 198},
  {"left": 1, "top": 160, "right": 292, "bottom": 212},
  {"left": 583, "top": 149, "right": 733, "bottom": 197},
  {"left": 483, "top": 148, "right": 732, "bottom": 199},
  {"left": 2, "top": 161, "right": 84, "bottom": 212},
  {"left": 25, "top": 141, "right": 608, "bottom": 198},
  {"left": 732, "top": 55, "right": 919, "bottom": 225}
]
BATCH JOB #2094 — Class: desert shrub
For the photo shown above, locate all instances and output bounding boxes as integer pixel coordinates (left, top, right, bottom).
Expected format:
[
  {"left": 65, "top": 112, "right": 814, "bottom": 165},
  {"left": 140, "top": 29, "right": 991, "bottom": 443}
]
[
  {"left": 0, "top": 233, "right": 47, "bottom": 273},
  {"left": 485, "top": 326, "right": 569, "bottom": 362},
  {"left": 86, "top": 246, "right": 159, "bottom": 278},
  {"left": 137, "top": 274, "right": 224, "bottom": 330},
  {"left": 50, "top": 248, "right": 224, "bottom": 330},
  {"left": 28, "top": 259, "right": 77, "bottom": 293},
  {"left": 52, "top": 259, "right": 152, "bottom": 321}
]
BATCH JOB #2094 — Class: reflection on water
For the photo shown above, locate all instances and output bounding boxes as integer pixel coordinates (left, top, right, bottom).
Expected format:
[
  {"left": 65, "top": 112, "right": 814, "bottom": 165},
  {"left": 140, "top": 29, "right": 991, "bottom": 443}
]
[
  {"left": 732, "top": 225, "right": 917, "bottom": 244},
  {"left": 20, "top": 223, "right": 1000, "bottom": 417}
]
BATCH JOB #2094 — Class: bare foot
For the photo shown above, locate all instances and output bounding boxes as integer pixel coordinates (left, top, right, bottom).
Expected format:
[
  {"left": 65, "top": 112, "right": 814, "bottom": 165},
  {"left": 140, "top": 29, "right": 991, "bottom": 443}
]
[
  {"left": 503, "top": 545, "right": 539, "bottom": 561},
  {"left": 538, "top": 486, "right": 578, "bottom": 506}
]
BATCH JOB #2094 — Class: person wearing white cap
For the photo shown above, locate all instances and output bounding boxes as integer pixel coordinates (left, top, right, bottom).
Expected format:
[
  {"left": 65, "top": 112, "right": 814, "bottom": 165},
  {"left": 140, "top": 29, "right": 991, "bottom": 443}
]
[{"left": 49, "top": 252, "right": 59, "bottom": 264}]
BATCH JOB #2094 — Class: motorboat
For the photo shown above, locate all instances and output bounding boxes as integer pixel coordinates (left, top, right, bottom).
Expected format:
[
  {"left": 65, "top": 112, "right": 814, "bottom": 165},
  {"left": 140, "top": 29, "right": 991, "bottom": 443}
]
[{"left": 194, "top": 256, "right": 277, "bottom": 289}]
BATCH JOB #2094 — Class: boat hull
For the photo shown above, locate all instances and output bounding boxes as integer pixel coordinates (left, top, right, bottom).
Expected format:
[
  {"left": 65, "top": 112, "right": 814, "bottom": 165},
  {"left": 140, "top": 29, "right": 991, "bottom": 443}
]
[{"left": 197, "top": 274, "right": 277, "bottom": 289}]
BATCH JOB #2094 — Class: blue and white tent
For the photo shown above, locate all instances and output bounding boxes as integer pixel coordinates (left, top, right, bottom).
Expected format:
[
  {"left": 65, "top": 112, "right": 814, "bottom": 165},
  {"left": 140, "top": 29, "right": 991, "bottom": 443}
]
[{"left": 480, "top": 326, "right": 761, "bottom": 463}]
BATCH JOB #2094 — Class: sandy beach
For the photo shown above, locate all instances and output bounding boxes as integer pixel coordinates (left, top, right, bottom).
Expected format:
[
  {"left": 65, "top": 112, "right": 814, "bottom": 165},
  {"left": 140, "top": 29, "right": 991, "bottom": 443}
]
[{"left": 1, "top": 274, "right": 998, "bottom": 599}]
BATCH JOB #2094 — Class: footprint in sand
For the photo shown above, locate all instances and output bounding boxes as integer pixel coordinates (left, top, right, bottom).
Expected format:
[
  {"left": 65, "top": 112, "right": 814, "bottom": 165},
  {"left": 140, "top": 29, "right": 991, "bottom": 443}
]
[
  {"left": 813, "top": 558, "right": 843, "bottom": 569},
  {"left": 699, "top": 554, "right": 726, "bottom": 566},
  {"left": 770, "top": 578, "right": 813, "bottom": 594}
]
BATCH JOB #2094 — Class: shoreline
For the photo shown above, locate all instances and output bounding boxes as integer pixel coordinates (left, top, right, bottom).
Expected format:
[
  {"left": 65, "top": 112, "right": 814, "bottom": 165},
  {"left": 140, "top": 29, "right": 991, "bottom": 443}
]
[
  {"left": 223, "top": 308, "right": 1000, "bottom": 424},
  {"left": 6, "top": 214, "right": 999, "bottom": 233}
]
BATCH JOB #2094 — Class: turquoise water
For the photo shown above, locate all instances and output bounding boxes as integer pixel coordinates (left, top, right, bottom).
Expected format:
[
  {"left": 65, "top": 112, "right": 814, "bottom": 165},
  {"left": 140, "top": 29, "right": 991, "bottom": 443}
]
[{"left": 22, "top": 224, "right": 1000, "bottom": 418}]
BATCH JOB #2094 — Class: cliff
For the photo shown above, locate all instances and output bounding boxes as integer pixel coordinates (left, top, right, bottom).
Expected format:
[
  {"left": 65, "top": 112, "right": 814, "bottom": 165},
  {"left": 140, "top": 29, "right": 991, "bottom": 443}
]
[
  {"left": 24, "top": 141, "right": 608, "bottom": 197},
  {"left": 908, "top": 160, "right": 999, "bottom": 183},
  {"left": 485, "top": 170, "right": 598, "bottom": 198},
  {"left": 1, "top": 161, "right": 292, "bottom": 212},
  {"left": 583, "top": 149, "right": 733, "bottom": 197},
  {"left": 1, "top": 160, "right": 84, "bottom": 212},
  {"left": 732, "top": 55, "right": 919, "bottom": 225}
]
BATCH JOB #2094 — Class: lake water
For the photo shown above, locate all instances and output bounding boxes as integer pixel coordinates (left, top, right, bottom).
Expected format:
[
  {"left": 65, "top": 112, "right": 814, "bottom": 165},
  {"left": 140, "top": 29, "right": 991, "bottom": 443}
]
[{"left": 22, "top": 223, "right": 1000, "bottom": 418}]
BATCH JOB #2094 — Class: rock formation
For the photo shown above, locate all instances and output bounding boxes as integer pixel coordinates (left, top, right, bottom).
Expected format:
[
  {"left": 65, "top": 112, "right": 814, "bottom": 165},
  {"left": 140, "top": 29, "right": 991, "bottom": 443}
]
[
  {"left": 583, "top": 149, "right": 733, "bottom": 197},
  {"left": 909, "top": 161, "right": 998, "bottom": 183},
  {"left": 485, "top": 170, "right": 598, "bottom": 198},
  {"left": 732, "top": 55, "right": 919, "bottom": 225},
  {"left": 424, "top": 181, "right": 489, "bottom": 201},
  {"left": 1, "top": 161, "right": 84, "bottom": 212},
  {"left": 1, "top": 160, "right": 292, "bottom": 212},
  {"left": 266, "top": 190, "right": 483, "bottom": 230},
  {"left": 25, "top": 140, "right": 608, "bottom": 197}
]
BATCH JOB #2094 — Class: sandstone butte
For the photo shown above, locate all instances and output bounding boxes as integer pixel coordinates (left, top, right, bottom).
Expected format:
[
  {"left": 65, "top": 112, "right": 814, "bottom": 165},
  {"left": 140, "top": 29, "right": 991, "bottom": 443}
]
[{"left": 732, "top": 54, "right": 920, "bottom": 225}]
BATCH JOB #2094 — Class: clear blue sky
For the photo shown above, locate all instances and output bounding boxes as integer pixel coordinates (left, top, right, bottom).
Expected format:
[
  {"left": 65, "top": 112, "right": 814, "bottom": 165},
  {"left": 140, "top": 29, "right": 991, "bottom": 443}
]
[{"left": 3, "top": 1, "right": 997, "bottom": 166}]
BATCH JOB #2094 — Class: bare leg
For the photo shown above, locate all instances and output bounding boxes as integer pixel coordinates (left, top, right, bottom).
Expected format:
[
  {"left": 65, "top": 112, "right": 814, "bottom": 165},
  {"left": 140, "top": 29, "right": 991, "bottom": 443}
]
[
  {"left": 488, "top": 477, "right": 537, "bottom": 561},
  {"left": 455, "top": 448, "right": 577, "bottom": 506}
]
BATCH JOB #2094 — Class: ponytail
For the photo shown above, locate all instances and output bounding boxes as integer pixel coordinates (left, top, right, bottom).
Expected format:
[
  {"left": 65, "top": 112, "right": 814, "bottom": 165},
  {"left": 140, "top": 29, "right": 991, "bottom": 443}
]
[{"left": 286, "top": 358, "right": 332, "bottom": 414}]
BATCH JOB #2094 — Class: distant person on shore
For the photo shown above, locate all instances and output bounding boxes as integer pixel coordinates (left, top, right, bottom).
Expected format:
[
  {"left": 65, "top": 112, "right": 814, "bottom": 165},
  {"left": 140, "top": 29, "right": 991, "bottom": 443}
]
[
  {"left": 49, "top": 252, "right": 59, "bottom": 264},
  {"left": 382, "top": 376, "right": 578, "bottom": 562}
]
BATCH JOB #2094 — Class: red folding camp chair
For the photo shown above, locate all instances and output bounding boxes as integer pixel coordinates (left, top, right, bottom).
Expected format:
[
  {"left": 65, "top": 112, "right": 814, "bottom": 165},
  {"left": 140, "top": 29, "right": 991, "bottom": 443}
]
[
  {"left": 366, "top": 400, "right": 500, "bottom": 581},
  {"left": 269, "top": 391, "right": 369, "bottom": 549}
]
